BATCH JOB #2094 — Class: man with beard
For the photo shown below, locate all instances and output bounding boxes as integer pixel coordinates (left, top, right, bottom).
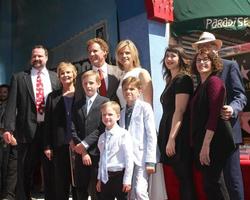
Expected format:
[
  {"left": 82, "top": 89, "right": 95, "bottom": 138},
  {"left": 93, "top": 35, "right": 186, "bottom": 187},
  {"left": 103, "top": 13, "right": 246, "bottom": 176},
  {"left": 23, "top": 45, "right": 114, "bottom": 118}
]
[{"left": 3, "top": 45, "right": 60, "bottom": 200}]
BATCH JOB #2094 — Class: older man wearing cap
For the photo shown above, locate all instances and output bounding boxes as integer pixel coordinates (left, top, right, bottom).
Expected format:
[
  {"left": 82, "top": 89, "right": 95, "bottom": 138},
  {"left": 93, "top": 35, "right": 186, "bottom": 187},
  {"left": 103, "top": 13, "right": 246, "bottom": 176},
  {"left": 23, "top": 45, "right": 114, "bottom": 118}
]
[{"left": 192, "top": 32, "right": 247, "bottom": 200}]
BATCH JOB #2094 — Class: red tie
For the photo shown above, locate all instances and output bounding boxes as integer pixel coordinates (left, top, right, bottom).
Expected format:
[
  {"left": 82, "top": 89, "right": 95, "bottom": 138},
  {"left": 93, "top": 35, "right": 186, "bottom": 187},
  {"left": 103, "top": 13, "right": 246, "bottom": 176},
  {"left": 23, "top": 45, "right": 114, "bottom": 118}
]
[
  {"left": 98, "top": 69, "right": 107, "bottom": 96},
  {"left": 36, "top": 71, "right": 45, "bottom": 114}
]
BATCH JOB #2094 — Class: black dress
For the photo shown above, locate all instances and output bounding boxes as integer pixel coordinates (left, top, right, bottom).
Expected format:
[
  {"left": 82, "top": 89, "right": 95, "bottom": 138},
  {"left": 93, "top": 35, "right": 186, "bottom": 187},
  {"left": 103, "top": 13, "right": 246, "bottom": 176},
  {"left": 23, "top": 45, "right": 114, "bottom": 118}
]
[{"left": 158, "top": 74, "right": 193, "bottom": 164}]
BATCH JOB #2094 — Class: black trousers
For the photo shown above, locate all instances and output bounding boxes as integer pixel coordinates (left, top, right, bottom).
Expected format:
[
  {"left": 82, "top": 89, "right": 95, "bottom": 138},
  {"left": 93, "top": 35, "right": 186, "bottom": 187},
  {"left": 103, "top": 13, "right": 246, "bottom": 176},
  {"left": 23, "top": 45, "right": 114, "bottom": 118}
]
[
  {"left": 0, "top": 141, "right": 9, "bottom": 196},
  {"left": 99, "top": 171, "right": 128, "bottom": 200},
  {"left": 75, "top": 154, "right": 99, "bottom": 200},
  {"left": 53, "top": 145, "right": 72, "bottom": 200},
  {"left": 2, "top": 145, "right": 17, "bottom": 200},
  {"left": 16, "top": 124, "right": 55, "bottom": 200}
]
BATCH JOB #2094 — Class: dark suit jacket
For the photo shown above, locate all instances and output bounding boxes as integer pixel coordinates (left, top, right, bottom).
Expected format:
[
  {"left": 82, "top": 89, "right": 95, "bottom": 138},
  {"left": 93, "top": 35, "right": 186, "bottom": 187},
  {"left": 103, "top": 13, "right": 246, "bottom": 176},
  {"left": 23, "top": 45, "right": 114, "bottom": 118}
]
[
  {"left": 4, "top": 69, "right": 60, "bottom": 143},
  {"left": 219, "top": 59, "right": 247, "bottom": 144},
  {"left": 74, "top": 64, "right": 122, "bottom": 102},
  {"left": 43, "top": 89, "right": 73, "bottom": 149},
  {"left": 72, "top": 94, "right": 109, "bottom": 156}
]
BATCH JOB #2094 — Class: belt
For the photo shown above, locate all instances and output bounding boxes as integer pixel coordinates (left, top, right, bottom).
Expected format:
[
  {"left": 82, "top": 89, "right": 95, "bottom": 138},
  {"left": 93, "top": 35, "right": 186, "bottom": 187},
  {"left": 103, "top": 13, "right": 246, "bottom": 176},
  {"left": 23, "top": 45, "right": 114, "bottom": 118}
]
[
  {"left": 108, "top": 169, "right": 124, "bottom": 177},
  {"left": 37, "top": 121, "right": 45, "bottom": 126}
]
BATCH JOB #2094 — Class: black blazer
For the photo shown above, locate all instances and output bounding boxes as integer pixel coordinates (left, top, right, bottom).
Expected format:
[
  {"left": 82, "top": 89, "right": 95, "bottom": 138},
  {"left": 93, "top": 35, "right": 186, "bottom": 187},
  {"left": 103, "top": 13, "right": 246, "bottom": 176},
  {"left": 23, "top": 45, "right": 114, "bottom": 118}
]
[
  {"left": 43, "top": 89, "right": 74, "bottom": 150},
  {"left": 4, "top": 69, "right": 60, "bottom": 143},
  {"left": 72, "top": 94, "right": 109, "bottom": 156},
  {"left": 191, "top": 76, "right": 235, "bottom": 167}
]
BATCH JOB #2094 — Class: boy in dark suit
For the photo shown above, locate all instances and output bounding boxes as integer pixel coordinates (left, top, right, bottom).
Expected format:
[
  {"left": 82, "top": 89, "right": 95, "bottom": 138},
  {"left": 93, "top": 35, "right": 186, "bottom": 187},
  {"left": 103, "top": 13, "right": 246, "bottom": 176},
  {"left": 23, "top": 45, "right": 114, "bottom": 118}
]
[{"left": 72, "top": 70, "right": 109, "bottom": 200}]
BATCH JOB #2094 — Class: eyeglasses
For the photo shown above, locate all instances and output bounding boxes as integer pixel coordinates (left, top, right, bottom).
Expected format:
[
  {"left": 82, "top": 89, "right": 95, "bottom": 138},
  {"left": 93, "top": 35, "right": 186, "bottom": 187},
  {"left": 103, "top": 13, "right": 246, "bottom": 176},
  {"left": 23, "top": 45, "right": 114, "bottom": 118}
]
[{"left": 196, "top": 58, "right": 210, "bottom": 64}]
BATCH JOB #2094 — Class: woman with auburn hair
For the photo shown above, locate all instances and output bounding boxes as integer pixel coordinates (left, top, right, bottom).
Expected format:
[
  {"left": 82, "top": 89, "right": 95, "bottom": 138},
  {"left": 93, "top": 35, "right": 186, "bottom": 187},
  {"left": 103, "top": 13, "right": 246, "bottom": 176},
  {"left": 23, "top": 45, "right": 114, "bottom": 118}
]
[
  {"left": 43, "top": 62, "right": 77, "bottom": 200},
  {"left": 190, "top": 49, "right": 234, "bottom": 200},
  {"left": 158, "top": 45, "right": 196, "bottom": 200}
]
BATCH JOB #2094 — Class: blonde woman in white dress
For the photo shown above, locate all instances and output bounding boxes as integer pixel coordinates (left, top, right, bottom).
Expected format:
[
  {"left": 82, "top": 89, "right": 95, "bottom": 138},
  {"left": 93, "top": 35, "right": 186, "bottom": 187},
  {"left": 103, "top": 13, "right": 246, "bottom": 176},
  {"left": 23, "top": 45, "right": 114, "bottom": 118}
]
[{"left": 115, "top": 39, "right": 167, "bottom": 200}]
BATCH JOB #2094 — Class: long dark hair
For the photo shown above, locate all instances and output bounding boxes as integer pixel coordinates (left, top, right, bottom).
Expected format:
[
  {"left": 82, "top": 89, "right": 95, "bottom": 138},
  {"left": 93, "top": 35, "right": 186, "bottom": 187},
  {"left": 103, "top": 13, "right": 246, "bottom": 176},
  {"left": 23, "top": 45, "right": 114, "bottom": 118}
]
[{"left": 161, "top": 45, "right": 190, "bottom": 81}]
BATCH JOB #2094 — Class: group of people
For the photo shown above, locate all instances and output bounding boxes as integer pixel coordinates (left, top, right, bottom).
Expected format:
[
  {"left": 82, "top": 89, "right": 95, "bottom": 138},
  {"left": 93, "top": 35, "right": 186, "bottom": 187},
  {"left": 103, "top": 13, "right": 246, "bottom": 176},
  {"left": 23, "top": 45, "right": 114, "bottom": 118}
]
[
  {"left": 158, "top": 32, "right": 246, "bottom": 200},
  {"left": 0, "top": 31, "right": 246, "bottom": 200}
]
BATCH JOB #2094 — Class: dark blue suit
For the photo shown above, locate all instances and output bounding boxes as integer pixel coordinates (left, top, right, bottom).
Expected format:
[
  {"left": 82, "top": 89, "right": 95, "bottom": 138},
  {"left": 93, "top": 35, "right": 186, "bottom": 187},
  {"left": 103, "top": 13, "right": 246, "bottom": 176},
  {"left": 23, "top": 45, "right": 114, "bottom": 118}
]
[{"left": 220, "top": 59, "right": 247, "bottom": 200}]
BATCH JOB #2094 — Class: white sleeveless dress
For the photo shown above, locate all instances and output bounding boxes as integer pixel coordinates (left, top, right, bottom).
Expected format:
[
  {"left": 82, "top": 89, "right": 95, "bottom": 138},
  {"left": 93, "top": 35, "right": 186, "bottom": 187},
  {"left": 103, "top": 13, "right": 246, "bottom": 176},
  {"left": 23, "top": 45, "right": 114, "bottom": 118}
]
[{"left": 116, "top": 67, "right": 144, "bottom": 108}]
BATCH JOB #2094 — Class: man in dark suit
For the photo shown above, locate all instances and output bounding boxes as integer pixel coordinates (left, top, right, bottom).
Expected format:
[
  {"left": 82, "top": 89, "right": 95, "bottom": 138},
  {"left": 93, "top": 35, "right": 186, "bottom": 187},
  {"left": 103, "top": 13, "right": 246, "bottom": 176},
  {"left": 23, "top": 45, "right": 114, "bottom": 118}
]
[
  {"left": 75, "top": 38, "right": 122, "bottom": 102},
  {"left": 0, "top": 84, "right": 17, "bottom": 200},
  {"left": 192, "top": 32, "right": 247, "bottom": 200},
  {"left": 3, "top": 45, "right": 60, "bottom": 200},
  {"left": 72, "top": 70, "right": 109, "bottom": 200}
]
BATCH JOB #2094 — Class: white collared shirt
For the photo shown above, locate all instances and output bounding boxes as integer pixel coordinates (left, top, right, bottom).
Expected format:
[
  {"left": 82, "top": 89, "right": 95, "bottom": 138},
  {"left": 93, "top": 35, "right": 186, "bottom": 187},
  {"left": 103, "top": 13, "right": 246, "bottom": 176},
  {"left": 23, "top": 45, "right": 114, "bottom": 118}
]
[
  {"left": 93, "top": 63, "right": 108, "bottom": 89},
  {"left": 31, "top": 67, "right": 52, "bottom": 121},
  {"left": 97, "top": 123, "right": 134, "bottom": 184}
]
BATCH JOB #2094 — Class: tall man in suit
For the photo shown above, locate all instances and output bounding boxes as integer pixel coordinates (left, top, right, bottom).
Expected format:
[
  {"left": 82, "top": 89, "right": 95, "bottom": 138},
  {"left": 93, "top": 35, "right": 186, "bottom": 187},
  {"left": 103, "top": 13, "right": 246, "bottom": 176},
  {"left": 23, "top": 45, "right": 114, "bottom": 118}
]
[
  {"left": 75, "top": 38, "right": 122, "bottom": 102},
  {"left": 192, "top": 32, "right": 247, "bottom": 200},
  {"left": 3, "top": 45, "right": 60, "bottom": 200}
]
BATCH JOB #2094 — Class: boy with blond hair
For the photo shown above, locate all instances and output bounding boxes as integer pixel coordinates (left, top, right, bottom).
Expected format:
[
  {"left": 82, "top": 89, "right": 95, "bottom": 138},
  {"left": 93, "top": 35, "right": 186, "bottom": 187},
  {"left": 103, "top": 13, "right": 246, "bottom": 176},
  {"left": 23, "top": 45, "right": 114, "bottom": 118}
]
[
  {"left": 72, "top": 70, "right": 109, "bottom": 200},
  {"left": 96, "top": 101, "right": 133, "bottom": 200}
]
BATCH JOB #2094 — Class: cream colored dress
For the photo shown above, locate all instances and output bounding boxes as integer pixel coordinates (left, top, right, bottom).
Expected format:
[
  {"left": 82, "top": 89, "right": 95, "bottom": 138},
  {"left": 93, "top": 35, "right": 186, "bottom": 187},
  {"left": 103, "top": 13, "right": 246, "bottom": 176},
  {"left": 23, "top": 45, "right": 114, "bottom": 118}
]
[{"left": 116, "top": 67, "right": 144, "bottom": 108}]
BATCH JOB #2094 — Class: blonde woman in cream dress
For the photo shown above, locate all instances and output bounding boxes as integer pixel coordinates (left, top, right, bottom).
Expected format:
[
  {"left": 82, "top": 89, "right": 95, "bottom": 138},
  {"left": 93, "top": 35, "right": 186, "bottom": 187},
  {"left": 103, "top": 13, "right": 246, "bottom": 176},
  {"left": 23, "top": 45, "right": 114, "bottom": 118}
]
[{"left": 115, "top": 39, "right": 167, "bottom": 200}]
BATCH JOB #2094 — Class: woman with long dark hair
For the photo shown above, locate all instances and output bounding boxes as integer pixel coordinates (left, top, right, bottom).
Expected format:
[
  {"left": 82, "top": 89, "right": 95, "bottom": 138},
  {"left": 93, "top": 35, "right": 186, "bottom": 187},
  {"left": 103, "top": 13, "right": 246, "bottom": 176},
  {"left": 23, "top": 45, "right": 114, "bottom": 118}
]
[{"left": 158, "top": 45, "right": 196, "bottom": 200}]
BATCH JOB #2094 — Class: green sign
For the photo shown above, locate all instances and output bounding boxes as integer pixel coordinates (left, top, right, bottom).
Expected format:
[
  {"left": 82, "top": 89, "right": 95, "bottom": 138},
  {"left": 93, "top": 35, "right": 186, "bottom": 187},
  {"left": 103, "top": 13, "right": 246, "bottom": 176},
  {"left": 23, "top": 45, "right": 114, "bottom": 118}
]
[{"left": 205, "top": 17, "right": 250, "bottom": 30}]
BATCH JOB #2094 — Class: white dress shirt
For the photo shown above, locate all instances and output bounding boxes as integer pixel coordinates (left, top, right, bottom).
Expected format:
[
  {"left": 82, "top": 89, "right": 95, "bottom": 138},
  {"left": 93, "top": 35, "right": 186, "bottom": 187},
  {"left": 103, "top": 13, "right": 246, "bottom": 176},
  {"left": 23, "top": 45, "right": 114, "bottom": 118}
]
[
  {"left": 31, "top": 67, "right": 52, "bottom": 121},
  {"left": 93, "top": 63, "right": 108, "bottom": 90},
  {"left": 97, "top": 123, "right": 134, "bottom": 184}
]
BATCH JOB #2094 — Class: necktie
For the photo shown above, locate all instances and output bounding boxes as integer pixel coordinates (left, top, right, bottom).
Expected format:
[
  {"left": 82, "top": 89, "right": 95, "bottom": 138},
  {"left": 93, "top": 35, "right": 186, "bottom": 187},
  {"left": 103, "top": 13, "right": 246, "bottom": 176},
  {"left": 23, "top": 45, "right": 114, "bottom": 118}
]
[
  {"left": 98, "top": 69, "right": 107, "bottom": 96},
  {"left": 125, "top": 106, "right": 133, "bottom": 130},
  {"left": 36, "top": 71, "right": 45, "bottom": 115},
  {"left": 101, "top": 132, "right": 111, "bottom": 183},
  {"left": 86, "top": 99, "right": 92, "bottom": 115}
]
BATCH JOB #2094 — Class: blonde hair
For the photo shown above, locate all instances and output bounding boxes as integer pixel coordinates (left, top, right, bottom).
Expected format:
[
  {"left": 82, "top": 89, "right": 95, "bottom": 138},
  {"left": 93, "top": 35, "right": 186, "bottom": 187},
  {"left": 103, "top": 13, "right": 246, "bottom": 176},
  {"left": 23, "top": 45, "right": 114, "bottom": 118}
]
[
  {"left": 101, "top": 101, "right": 121, "bottom": 115},
  {"left": 57, "top": 62, "right": 77, "bottom": 82},
  {"left": 122, "top": 76, "right": 142, "bottom": 90},
  {"left": 81, "top": 70, "right": 101, "bottom": 85},
  {"left": 115, "top": 40, "right": 141, "bottom": 70}
]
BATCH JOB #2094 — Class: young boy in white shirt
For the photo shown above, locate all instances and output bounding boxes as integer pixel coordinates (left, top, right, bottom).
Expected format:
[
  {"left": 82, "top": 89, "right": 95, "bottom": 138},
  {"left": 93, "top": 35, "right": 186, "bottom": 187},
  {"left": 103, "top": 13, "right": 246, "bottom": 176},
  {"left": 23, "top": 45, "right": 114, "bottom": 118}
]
[
  {"left": 96, "top": 101, "right": 133, "bottom": 200},
  {"left": 119, "top": 77, "right": 157, "bottom": 200}
]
